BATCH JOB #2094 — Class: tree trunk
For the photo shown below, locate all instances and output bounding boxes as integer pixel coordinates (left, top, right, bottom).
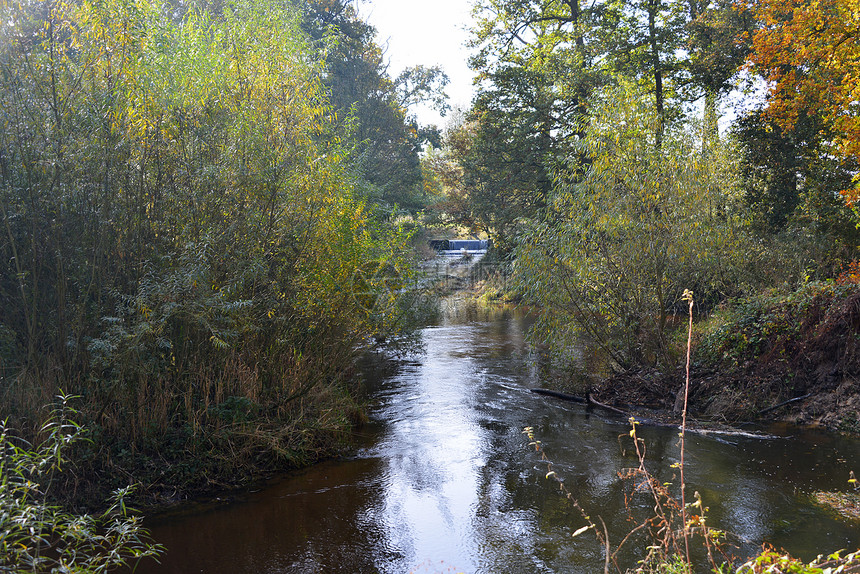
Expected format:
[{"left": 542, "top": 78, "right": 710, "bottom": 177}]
[
  {"left": 647, "top": 0, "right": 664, "bottom": 149},
  {"left": 702, "top": 89, "right": 719, "bottom": 153}
]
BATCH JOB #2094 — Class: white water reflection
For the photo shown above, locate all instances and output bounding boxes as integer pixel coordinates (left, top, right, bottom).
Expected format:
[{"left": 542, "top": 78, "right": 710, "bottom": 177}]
[{"left": 369, "top": 325, "right": 496, "bottom": 572}]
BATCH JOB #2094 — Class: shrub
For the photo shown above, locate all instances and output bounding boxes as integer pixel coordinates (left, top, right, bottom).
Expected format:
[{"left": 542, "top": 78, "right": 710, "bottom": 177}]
[{"left": 0, "top": 395, "right": 162, "bottom": 572}]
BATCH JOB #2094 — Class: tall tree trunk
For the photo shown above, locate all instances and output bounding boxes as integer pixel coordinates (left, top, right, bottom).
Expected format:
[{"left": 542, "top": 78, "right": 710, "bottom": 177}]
[
  {"left": 647, "top": 0, "right": 664, "bottom": 149},
  {"left": 702, "top": 89, "right": 719, "bottom": 153}
]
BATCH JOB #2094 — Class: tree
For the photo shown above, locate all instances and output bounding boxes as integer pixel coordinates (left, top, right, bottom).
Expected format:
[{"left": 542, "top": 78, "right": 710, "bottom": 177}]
[
  {"left": 736, "top": 109, "right": 859, "bottom": 232},
  {"left": 746, "top": 0, "right": 860, "bottom": 201},
  {"left": 732, "top": 107, "right": 860, "bottom": 278},
  {"left": 457, "top": 0, "right": 603, "bottom": 253},
  {"left": 684, "top": 0, "right": 754, "bottom": 143},
  {"left": 301, "top": 0, "right": 430, "bottom": 212},
  {"left": 457, "top": 0, "right": 749, "bottom": 253},
  {"left": 600, "top": 0, "right": 690, "bottom": 147},
  {"left": 515, "top": 85, "right": 753, "bottom": 370},
  {"left": 394, "top": 65, "right": 451, "bottom": 119}
]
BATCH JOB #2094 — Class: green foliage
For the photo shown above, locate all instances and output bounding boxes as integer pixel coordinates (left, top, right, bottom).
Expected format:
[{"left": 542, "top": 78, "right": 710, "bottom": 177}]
[
  {"left": 430, "top": 115, "right": 555, "bottom": 255},
  {"left": 0, "top": 395, "right": 162, "bottom": 572},
  {"left": 685, "top": 0, "right": 754, "bottom": 100},
  {"left": 515, "top": 84, "right": 754, "bottom": 370},
  {"left": 394, "top": 65, "right": 451, "bottom": 118},
  {"left": 734, "top": 109, "right": 860, "bottom": 269},
  {"left": 698, "top": 281, "right": 858, "bottom": 368},
  {"left": 460, "top": 0, "right": 754, "bottom": 253},
  {"left": 460, "top": 0, "right": 601, "bottom": 252},
  {"left": 838, "top": 413, "right": 860, "bottom": 434},
  {"left": 643, "top": 555, "right": 695, "bottom": 574},
  {"left": 300, "top": 0, "right": 430, "bottom": 213},
  {"left": 735, "top": 549, "right": 860, "bottom": 574},
  {"left": 207, "top": 396, "right": 258, "bottom": 424},
  {"left": 0, "top": 0, "right": 416, "bottom": 498}
]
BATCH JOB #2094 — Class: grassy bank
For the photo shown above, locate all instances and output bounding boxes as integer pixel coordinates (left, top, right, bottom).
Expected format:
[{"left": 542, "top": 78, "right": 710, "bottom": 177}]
[{"left": 0, "top": 357, "right": 374, "bottom": 512}]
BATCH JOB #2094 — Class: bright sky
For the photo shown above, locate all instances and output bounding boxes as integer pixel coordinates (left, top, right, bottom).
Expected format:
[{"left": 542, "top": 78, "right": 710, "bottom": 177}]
[{"left": 357, "top": 0, "right": 477, "bottom": 128}]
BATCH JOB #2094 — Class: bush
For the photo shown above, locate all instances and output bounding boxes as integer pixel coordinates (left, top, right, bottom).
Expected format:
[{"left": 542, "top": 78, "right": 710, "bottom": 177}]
[
  {"left": 699, "top": 280, "right": 860, "bottom": 369},
  {"left": 0, "top": 395, "right": 162, "bottom": 572},
  {"left": 515, "top": 83, "right": 755, "bottom": 372}
]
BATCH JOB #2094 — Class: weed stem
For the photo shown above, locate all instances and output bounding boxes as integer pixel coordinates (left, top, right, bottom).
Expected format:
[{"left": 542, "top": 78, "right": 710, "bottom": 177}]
[{"left": 680, "top": 289, "right": 694, "bottom": 564}]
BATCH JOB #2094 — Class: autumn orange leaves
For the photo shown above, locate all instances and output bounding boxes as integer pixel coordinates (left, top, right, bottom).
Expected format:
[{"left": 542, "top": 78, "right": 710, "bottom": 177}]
[{"left": 746, "top": 0, "right": 860, "bottom": 201}]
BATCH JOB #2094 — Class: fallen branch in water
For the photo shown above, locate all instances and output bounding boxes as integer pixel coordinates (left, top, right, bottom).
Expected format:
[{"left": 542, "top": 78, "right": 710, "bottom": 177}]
[
  {"left": 528, "top": 388, "right": 626, "bottom": 415},
  {"left": 529, "top": 388, "right": 587, "bottom": 403},
  {"left": 530, "top": 389, "right": 777, "bottom": 437},
  {"left": 587, "top": 393, "right": 627, "bottom": 415},
  {"left": 758, "top": 392, "right": 814, "bottom": 415}
]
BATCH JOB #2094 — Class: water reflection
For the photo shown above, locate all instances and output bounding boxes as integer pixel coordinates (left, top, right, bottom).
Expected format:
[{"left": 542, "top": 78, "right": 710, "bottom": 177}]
[{"left": 136, "top": 308, "right": 860, "bottom": 574}]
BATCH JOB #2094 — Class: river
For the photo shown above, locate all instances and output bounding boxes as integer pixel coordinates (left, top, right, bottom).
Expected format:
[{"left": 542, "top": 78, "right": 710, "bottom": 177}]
[{"left": 135, "top": 300, "right": 860, "bottom": 573}]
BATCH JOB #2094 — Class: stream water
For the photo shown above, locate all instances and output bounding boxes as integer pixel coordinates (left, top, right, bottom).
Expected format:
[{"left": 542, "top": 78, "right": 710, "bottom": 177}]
[{"left": 136, "top": 301, "right": 860, "bottom": 573}]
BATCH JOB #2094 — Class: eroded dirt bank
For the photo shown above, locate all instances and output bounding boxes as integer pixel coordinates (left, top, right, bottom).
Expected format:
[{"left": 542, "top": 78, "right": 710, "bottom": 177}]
[{"left": 595, "top": 284, "right": 860, "bottom": 433}]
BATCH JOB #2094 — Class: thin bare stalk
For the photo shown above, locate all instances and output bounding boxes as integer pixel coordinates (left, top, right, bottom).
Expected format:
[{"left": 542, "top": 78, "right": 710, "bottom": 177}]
[
  {"left": 680, "top": 289, "right": 694, "bottom": 563},
  {"left": 600, "top": 516, "right": 611, "bottom": 574}
]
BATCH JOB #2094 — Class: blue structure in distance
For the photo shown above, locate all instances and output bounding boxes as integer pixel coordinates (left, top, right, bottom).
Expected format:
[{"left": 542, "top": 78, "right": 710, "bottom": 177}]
[{"left": 429, "top": 239, "right": 490, "bottom": 251}]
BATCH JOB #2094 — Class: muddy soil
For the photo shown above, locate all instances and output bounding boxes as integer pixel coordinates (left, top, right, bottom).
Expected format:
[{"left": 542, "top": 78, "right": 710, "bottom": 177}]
[
  {"left": 593, "top": 364, "right": 859, "bottom": 433},
  {"left": 595, "top": 290, "right": 860, "bottom": 433}
]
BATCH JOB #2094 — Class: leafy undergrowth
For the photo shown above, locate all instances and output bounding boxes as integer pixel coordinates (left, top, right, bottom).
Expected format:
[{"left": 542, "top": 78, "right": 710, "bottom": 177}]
[
  {"left": 699, "top": 281, "right": 860, "bottom": 374},
  {"left": 735, "top": 548, "right": 860, "bottom": 574},
  {"left": 693, "top": 280, "right": 860, "bottom": 427},
  {"left": 596, "top": 280, "right": 860, "bottom": 431},
  {"left": 1, "top": 396, "right": 163, "bottom": 571}
]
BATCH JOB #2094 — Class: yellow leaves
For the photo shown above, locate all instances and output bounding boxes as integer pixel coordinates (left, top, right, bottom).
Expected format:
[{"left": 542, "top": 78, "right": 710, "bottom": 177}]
[{"left": 209, "top": 335, "right": 229, "bottom": 349}]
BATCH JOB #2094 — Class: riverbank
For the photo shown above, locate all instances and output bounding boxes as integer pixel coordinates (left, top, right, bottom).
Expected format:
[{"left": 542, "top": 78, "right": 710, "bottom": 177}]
[
  {"left": 594, "top": 281, "right": 860, "bottom": 434},
  {"left": 9, "top": 376, "right": 373, "bottom": 514},
  {"left": 4, "top": 368, "right": 370, "bottom": 515},
  {"left": 595, "top": 360, "right": 860, "bottom": 434},
  {"left": 465, "top": 273, "right": 860, "bottom": 434}
]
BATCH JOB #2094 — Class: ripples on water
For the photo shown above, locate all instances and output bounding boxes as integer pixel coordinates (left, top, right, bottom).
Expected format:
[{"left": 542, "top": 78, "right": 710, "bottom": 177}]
[{"left": 136, "top": 305, "right": 860, "bottom": 574}]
